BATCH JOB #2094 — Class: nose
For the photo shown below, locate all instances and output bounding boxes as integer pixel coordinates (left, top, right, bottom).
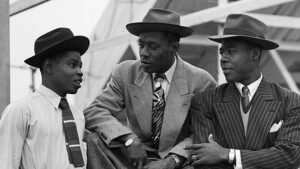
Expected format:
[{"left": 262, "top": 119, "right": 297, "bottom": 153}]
[
  {"left": 77, "top": 67, "right": 83, "bottom": 77},
  {"left": 220, "top": 54, "right": 229, "bottom": 64},
  {"left": 140, "top": 46, "right": 149, "bottom": 58}
]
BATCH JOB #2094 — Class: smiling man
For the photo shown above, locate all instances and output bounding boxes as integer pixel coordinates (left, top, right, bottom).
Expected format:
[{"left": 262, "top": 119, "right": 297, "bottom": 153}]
[
  {"left": 84, "top": 8, "right": 216, "bottom": 169},
  {"left": 0, "top": 27, "right": 90, "bottom": 169},
  {"left": 186, "top": 14, "right": 300, "bottom": 169}
]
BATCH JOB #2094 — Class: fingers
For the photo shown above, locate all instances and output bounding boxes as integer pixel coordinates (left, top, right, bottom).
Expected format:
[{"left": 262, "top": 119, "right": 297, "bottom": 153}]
[
  {"left": 133, "top": 160, "right": 138, "bottom": 167},
  {"left": 184, "top": 144, "right": 203, "bottom": 150},
  {"left": 137, "top": 159, "right": 143, "bottom": 169},
  {"left": 191, "top": 155, "right": 198, "bottom": 162},
  {"left": 208, "top": 133, "right": 215, "bottom": 143},
  {"left": 191, "top": 155, "right": 204, "bottom": 166}
]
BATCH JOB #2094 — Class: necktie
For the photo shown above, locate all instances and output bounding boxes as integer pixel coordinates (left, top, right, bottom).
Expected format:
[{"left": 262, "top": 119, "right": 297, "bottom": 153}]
[
  {"left": 241, "top": 86, "right": 251, "bottom": 113},
  {"left": 151, "top": 73, "right": 166, "bottom": 149},
  {"left": 59, "top": 98, "right": 84, "bottom": 167}
]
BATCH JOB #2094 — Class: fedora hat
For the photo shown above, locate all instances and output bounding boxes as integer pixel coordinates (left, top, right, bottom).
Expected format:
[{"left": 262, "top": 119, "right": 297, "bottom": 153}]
[
  {"left": 25, "top": 27, "right": 90, "bottom": 67},
  {"left": 126, "top": 8, "right": 193, "bottom": 38},
  {"left": 209, "top": 14, "right": 279, "bottom": 50}
]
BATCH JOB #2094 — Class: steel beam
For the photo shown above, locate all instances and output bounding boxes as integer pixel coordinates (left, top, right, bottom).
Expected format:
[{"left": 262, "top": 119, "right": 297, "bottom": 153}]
[
  {"left": 214, "top": 13, "right": 300, "bottom": 29},
  {"left": 10, "top": 0, "right": 50, "bottom": 16},
  {"left": 0, "top": 0, "right": 10, "bottom": 114},
  {"left": 269, "top": 50, "right": 300, "bottom": 93},
  {"left": 181, "top": 0, "right": 296, "bottom": 27}
]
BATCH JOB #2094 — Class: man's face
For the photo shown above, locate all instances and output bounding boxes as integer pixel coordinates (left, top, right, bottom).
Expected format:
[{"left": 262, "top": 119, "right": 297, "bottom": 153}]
[
  {"left": 220, "top": 39, "right": 256, "bottom": 84},
  {"left": 138, "top": 32, "right": 176, "bottom": 73},
  {"left": 50, "top": 51, "right": 83, "bottom": 97}
]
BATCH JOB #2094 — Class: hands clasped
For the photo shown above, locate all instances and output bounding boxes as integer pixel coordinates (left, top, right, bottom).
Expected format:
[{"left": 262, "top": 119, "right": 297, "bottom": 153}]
[
  {"left": 184, "top": 134, "right": 230, "bottom": 166},
  {"left": 125, "top": 137, "right": 177, "bottom": 169}
]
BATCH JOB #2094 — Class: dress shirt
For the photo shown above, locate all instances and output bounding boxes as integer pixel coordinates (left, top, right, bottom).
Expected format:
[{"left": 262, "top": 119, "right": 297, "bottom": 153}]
[
  {"left": 0, "top": 85, "right": 86, "bottom": 169},
  {"left": 152, "top": 56, "right": 177, "bottom": 98},
  {"left": 233, "top": 74, "right": 263, "bottom": 169}
]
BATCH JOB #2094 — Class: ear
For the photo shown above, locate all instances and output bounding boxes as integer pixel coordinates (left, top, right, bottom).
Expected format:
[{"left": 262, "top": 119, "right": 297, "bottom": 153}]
[
  {"left": 171, "top": 42, "right": 179, "bottom": 53},
  {"left": 42, "top": 59, "right": 54, "bottom": 74},
  {"left": 251, "top": 46, "right": 261, "bottom": 61}
]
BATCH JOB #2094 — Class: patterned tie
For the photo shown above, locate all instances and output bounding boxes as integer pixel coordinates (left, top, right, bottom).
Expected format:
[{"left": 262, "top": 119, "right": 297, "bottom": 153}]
[
  {"left": 59, "top": 98, "right": 84, "bottom": 167},
  {"left": 241, "top": 86, "right": 251, "bottom": 113},
  {"left": 151, "top": 73, "right": 166, "bottom": 149}
]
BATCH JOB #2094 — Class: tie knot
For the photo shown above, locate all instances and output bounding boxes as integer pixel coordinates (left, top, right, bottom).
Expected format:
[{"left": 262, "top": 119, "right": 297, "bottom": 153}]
[
  {"left": 154, "top": 73, "right": 166, "bottom": 83},
  {"left": 242, "top": 86, "right": 249, "bottom": 96},
  {"left": 59, "top": 98, "right": 69, "bottom": 110}
]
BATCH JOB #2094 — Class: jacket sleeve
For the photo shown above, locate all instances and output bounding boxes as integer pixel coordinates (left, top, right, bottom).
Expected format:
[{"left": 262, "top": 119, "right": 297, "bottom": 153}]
[
  {"left": 84, "top": 64, "right": 132, "bottom": 147},
  {"left": 170, "top": 75, "right": 217, "bottom": 159}
]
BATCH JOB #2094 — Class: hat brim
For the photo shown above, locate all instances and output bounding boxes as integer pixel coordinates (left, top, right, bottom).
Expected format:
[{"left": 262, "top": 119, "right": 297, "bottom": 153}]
[
  {"left": 126, "top": 22, "right": 193, "bottom": 38},
  {"left": 209, "top": 35, "right": 278, "bottom": 50},
  {"left": 25, "top": 36, "right": 90, "bottom": 67}
]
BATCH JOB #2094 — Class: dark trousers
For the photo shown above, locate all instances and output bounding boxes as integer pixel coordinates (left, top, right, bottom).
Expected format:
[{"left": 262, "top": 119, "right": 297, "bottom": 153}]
[
  {"left": 86, "top": 132, "right": 132, "bottom": 169},
  {"left": 86, "top": 132, "right": 194, "bottom": 169}
]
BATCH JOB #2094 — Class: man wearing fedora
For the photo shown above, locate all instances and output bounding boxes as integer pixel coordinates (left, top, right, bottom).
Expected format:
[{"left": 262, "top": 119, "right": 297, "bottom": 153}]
[
  {"left": 84, "top": 8, "right": 216, "bottom": 169},
  {"left": 185, "top": 14, "right": 300, "bottom": 169},
  {"left": 0, "top": 27, "right": 90, "bottom": 169}
]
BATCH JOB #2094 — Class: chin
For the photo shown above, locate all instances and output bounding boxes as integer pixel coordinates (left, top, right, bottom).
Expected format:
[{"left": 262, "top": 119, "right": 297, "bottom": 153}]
[
  {"left": 69, "top": 89, "right": 79, "bottom": 94},
  {"left": 142, "top": 67, "right": 152, "bottom": 73}
]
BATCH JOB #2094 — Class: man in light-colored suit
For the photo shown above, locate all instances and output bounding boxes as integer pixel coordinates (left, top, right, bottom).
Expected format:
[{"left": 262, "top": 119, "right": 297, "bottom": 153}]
[
  {"left": 84, "top": 8, "right": 216, "bottom": 169},
  {"left": 185, "top": 14, "right": 300, "bottom": 169}
]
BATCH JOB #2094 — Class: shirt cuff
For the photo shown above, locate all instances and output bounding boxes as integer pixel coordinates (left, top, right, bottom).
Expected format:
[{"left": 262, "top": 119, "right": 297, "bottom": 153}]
[{"left": 234, "top": 149, "right": 243, "bottom": 169}]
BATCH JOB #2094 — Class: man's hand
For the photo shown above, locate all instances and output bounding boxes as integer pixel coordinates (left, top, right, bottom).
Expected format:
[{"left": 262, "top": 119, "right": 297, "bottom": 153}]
[
  {"left": 184, "top": 134, "right": 230, "bottom": 166},
  {"left": 125, "top": 136, "right": 147, "bottom": 168},
  {"left": 143, "top": 157, "right": 177, "bottom": 169}
]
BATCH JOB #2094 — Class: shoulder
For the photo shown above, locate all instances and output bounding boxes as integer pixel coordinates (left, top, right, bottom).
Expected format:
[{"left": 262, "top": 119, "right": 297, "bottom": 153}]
[
  {"left": 182, "top": 60, "right": 215, "bottom": 82},
  {"left": 114, "top": 60, "right": 140, "bottom": 72},
  {"left": 192, "top": 83, "right": 228, "bottom": 101},
  {"left": 0, "top": 93, "right": 37, "bottom": 122},
  {"left": 267, "top": 81, "right": 300, "bottom": 102}
]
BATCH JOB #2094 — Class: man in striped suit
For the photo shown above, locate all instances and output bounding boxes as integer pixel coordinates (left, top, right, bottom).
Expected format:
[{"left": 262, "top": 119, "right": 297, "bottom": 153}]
[{"left": 185, "top": 14, "right": 300, "bottom": 169}]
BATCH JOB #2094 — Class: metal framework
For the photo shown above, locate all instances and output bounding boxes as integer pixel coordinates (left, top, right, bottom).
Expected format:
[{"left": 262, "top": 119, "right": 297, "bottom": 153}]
[
  {"left": 87, "top": 0, "right": 300, "bottom": 93},
  {"left": 3, "top": 0, "right": 300, "bottom": 112}
]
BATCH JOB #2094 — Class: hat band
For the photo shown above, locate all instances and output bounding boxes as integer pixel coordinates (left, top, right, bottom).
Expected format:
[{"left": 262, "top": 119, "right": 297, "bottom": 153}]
[{"left": 223, "top": 28, "right": 265, "bottom": 39}]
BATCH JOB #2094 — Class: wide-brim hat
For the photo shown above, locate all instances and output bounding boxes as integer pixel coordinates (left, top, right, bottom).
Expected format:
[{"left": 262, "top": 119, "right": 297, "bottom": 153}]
[
  {"left": 126, "top": 8, "right": 193, "bottom": 38},
  {"left": 25, "top": 27, "right": 90, "bottom": 67},
  {"left": 209, "top": 14, "right": 279, "bottom": 50}
]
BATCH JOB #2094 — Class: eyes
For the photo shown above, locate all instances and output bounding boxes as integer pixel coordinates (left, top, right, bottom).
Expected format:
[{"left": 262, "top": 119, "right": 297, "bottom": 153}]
[
  {"left": 68, "top": 61, "right": 82, "bottom": 69},
  {"left": 219, "top": 49, "right": 237, "bottom": 55},
  {"left": 138, "top": 42, "right": 159, "bottom": 50}
]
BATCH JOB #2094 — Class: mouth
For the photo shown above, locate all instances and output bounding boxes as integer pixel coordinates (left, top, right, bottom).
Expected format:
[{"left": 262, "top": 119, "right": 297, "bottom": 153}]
[
  {"left": 73, "top": 79, "right": 82, "bottom": 86},
  {"left": 222, "top": 67, "right": 232, "bottom": 73},
  {"left": 140, "top": 60, "right": 152, "bottom": 67}
]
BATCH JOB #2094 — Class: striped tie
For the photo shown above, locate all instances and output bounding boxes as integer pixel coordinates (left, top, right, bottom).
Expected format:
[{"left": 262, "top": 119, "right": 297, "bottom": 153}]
[
  {"left": 59, "top": 98, "right": 84, "bottom": 167},
  {"left": 241, "top": 86, "right": 251, "bottom": 113},
  {"left": 151, "top": 73, "right": 166, "bottom": 149}
]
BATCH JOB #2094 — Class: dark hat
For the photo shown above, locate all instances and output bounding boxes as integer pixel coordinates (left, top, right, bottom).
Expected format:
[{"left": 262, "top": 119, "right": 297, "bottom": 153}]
[
  {"left": 126, "top": 8, "right": 193, "bottom": 38},
  {"left": 25, "top": 27, "right": 90, "bottom": 67},
  {"left": 209, "top": 14, "right": 279, "bottom": 50}
]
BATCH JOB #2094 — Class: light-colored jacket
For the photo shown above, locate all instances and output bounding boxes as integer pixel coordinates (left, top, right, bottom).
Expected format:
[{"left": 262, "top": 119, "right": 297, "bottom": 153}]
[{"left": 84, "top": 56, "right": 216, "bottom": 158}]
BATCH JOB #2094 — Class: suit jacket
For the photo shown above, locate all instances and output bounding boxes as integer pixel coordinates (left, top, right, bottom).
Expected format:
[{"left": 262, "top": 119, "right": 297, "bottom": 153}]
[
  {"left": 84, "top": 56, "right": 216, "bottom": 158},
  {"left": 190, "top": 78, "right": 300, "bottom": 169}
]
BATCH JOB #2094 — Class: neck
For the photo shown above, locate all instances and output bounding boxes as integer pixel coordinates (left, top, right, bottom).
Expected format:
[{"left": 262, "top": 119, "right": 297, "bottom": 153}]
[{"left": 42, "top": 79, "right": 66, "bottom": 97}]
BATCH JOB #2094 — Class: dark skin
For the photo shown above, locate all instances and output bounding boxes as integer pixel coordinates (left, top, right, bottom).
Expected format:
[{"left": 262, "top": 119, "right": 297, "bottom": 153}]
[
  {"left": 118, "top": 31, "right": 181, "bottom": 169},
  {"left": 41, "top": 50, "right": 83, "bottom": 97},
  {"left": 185, "top": 38, "right": 262, "bottom": 166}
]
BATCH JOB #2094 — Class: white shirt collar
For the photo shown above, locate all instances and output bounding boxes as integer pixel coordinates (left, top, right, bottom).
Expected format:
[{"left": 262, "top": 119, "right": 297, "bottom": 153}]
[
  {"left": 235, "top": 74, "right": 263, "bottom": 100},
  {"left": 37, "top": 84, "right": 62, "bottom": 109},
  {"left": 153, "top": 56, "right": 177, "bottom": 83}
]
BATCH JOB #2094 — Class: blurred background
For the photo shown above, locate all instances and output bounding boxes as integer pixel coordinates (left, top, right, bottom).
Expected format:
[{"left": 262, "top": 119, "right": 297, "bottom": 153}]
[{"left": 2, "top": 0, "right": 300, "bottom": 113}]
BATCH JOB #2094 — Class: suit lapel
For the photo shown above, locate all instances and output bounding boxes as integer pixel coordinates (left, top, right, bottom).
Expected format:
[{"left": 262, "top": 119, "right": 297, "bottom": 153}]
[
  {"left": 214, "top": 83, "right": 246, "bottom": 148},
  {"left": 159, "top": 58, "right": 191, "bottom": 152},
  {"left": 128, "top": 67, "right": 153, "bottom": 136},
  {"left": 245, "top": 78, "right": 281, "bottom": 149}
]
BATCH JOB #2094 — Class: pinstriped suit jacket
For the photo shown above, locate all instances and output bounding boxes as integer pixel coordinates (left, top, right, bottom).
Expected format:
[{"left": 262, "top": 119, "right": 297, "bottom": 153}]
[{"left": 190, "top": 78, "right": 300, "bottom": 169}]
